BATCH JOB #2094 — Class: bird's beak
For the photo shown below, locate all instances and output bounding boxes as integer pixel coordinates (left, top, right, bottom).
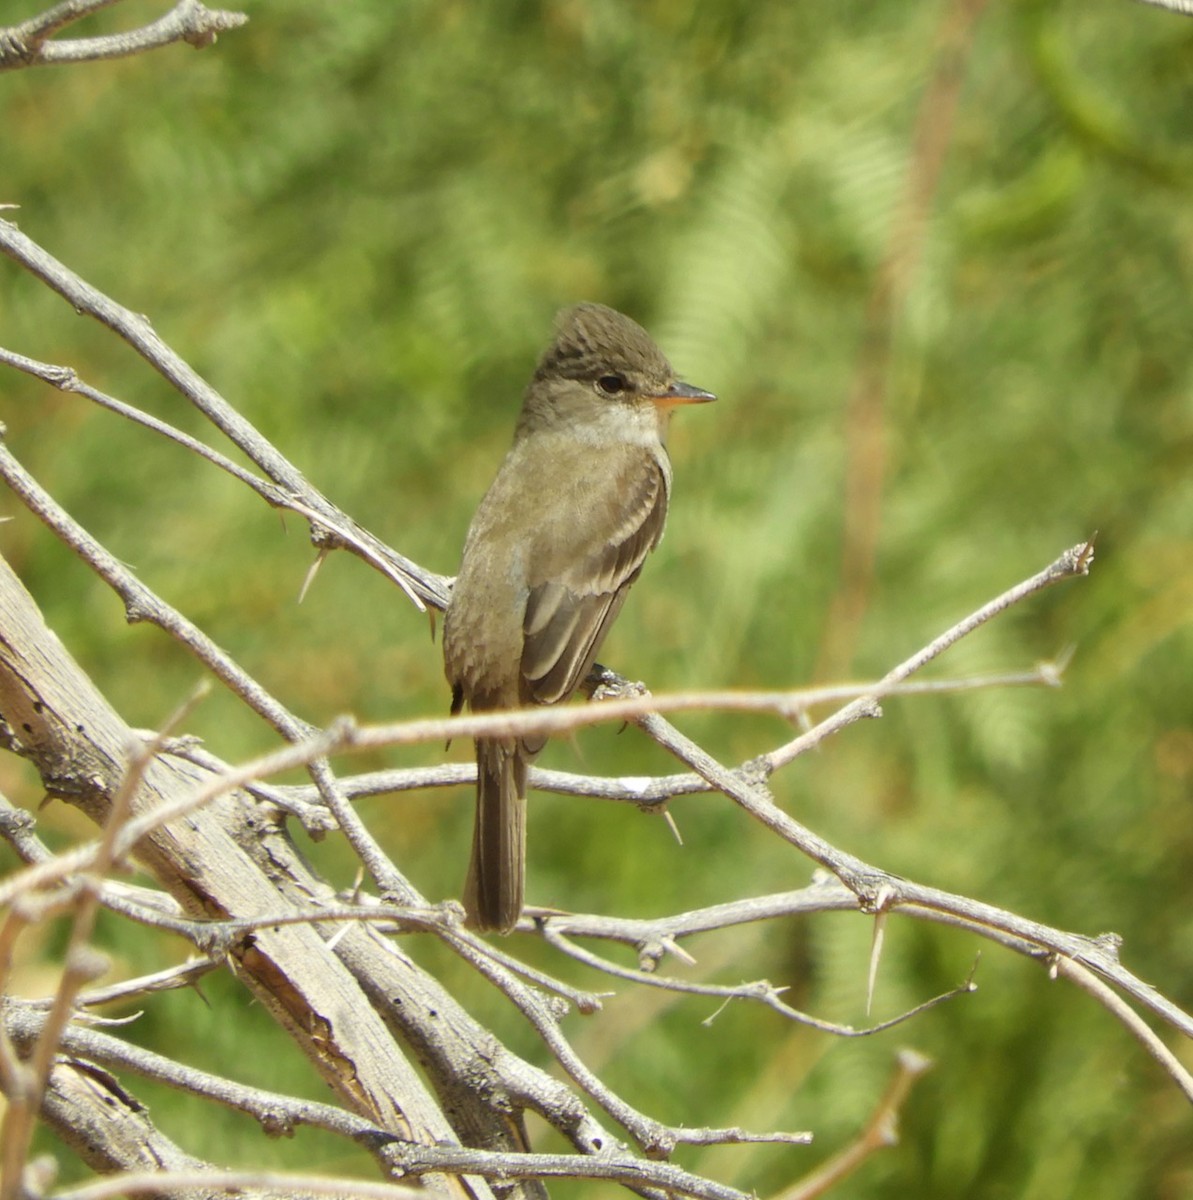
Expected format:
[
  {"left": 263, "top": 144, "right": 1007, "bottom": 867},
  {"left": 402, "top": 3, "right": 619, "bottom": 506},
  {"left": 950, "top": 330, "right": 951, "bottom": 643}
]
[{"left": 649, "top": 379, "right": 717, "bottom": 408}]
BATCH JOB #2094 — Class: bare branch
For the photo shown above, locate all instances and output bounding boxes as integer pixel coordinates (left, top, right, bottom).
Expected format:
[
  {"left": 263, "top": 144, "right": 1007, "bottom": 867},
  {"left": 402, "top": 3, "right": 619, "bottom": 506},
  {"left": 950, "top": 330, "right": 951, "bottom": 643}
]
[
  {"left": 54, "top": 958, "right": 221, "bottom": 1009},
  {"left": 0, "top": 1, "right": 247, "bottom": 72},
  {"left": 6, "top": 1001, "right": 385, "bottom": 1146},
  {"left": 37, "top": 1055, "right": 216, "bottom": 1186},
  {"left": 55, "top": 1169, "right": 423, "bottom": 1200},
  {"left": 0, "top": 439, "right": 423, "bottom": 901},
  {"left": 763, "top": 540, "right": 1093, "bottom": 771},
  {"left": 0, "top": 558, "right": 485, "bottom": 1198},
  {"left": 18, "top": 1001, "right": 790, "bottom": 1198},
  {"left": 540, "top": 922, "right": 976, "bottom": 1037},
  {"left": 0, "top": 218, "right": 446, "bottom": 612},
  {"left": 0, "top": 347, "right": 292, "bottom": 499}
]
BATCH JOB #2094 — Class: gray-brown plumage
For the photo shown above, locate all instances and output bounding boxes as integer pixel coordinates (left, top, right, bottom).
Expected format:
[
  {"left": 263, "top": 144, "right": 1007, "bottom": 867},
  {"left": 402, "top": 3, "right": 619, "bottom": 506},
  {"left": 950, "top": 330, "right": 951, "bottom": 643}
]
[{"left": 443, "top": 303, "right": 714, "bottom": 933}]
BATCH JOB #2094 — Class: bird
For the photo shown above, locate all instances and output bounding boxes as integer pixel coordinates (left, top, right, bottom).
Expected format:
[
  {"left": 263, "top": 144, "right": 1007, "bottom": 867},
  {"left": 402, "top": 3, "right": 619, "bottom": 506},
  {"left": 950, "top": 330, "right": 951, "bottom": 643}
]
[{"left": 443, "top": 303, "right": 715, "bottom": 933}]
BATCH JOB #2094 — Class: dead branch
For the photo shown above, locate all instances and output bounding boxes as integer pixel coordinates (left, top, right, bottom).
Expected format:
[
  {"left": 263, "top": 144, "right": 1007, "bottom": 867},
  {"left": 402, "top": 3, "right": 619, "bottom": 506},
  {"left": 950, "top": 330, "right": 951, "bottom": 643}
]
[{"left": 0, "top": 1, "right": 247, "bottom": 73}]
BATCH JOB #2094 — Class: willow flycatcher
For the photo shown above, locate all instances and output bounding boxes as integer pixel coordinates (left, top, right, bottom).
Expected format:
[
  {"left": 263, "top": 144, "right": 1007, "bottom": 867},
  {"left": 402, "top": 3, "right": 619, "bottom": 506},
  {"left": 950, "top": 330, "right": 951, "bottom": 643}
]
[{"left": 444, "top": 303, "right": 714, "bottom": 933}]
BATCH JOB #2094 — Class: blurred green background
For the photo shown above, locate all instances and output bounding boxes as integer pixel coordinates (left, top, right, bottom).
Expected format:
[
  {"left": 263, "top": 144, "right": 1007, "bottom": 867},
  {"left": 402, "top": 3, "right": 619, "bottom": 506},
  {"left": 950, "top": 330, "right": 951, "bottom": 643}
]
[{"left": 2, "top": 0, "right": 1192, "bottom": 1196}]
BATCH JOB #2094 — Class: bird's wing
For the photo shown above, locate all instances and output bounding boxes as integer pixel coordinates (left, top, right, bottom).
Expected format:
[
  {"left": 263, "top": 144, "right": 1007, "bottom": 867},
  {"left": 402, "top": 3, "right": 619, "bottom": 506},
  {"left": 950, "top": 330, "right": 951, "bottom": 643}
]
[{"left": 520, "top": 453, "right": 668, "bottom": 711}]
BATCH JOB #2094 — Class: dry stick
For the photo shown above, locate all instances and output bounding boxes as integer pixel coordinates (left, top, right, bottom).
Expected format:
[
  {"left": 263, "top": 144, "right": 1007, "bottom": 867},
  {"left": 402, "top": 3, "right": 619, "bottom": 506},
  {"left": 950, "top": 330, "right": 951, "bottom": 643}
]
[
  {"left": 0, "top": 905, "right": 35, "bottom": 1199},
  {"left": 34, "top": 1055, "right": 212, "bottom": 1184},
  {"left": 7, "top": 218, "right": 1156, "bottom": 1105},
  {"left": 52, "top": 1159, "right": 747, "bottom": 1200},
  {"left": 292, "top": 902, "right": 611, "bottom": 1015},
  {"left": 0, "top": 724, "right": 354, "bottom": 911},
  {"left": 0, "top": 544, "right": 1171, "bottom": 1161},
  {"left": 4, "top": 0, "right": 125, "bottom": 41},
  {"left": 4, "top": 1002, "right": 382, "bottom": 1144},
  {"left": 3, "top": 796, "right": 934, "bottom": 1049},
  {"left": 31, "top": 761, "right": 1193, "bottom": 1126},
  {"left": 2, "top": 698, "right": 234, "bottom": 1200},
  {"left": 0, "top": 347, "right": 440, "bottom": 630},
  {"left": 217, "top": 658, "right": 1058, "bottom": 813},
  {"left": 540, "top": 924, "right": 972, "bottom": 1039},
  {"left": 0, "top": 1, "right": 248, "bottom": 73},
  {"left": 5, "top": 724, "right": 876, "bottom": 1122},
  {"left": 0, "top": 219, "right": 445, "bottom": 611},
  {"left": 0, "top": 380, "right": 1056, "bottom": 770},
  {"left": 0, "top": 797, "right": 832, "bottom": 1031},
  {"left": 4, "top": 550, "right": 1188, "bottom": 1065},
  {"left": 161, "top": 740, "right": 340, "bottom": 832},
  {"left": 635, "top": 701, "right": 1193, "bottom": 1050},
  {"left": 425, "top": 915, "right": 781, "bottom": 1159},
  {"left": 43, "top": 958, "right": 221, "bottom": 1010},
  {"left": 0, "top": 721, "right": 802, "bottom": 1167},
  {"left": 535, "top": 867, "right": 1144, "bottom": 1035},
  {"left": 0, "top": 441, "right": 418, "bottom": 905},
  {"left": 6, "top": 1008, "right": 757, "bottom": 1200},
  {"left": 509, "top": 542, "right": 1193, "bottom": 1092},
  {"left": 624, "top": 722, "right": 1193, "bottom": 1092},
  {"left": 0, "top": 91, "right": 790, "bottom": 1200},
  {"left": 0, "top": 625, "right": 1024, "bottom": 905},
  {"left": 0, "top": 381, "right": 547, "bottom": 1183},
  {"left": 5, "top": 538, "right": 1184, "bottom": 1057},
  {"left": 0, "top": 729, "right": 163, "bottom": 1200},
  {"left": 0, "top": 793, "right": 201, "bottom": 941},
  {"left": 0, "top": 443, "right": 308, "bottom": 739},
  {"left": 0, "top": 218, "right": 442, "bottom": 900},
  {"left": 530, "top": 885, "right": 863, "bottom": 954},
  {"left": 53, "top": 1173, "right": 423, "bottom": 1200},
  {"left": 9, "top": 531, "right": 1018, "bottom": 880},
  {"left": 1, "top": 737, "right": 803, "bottom": 1172},
  {"left": 0, "top": 570, "right": 496, "bottom": 1198},
  {"left": 765, "top": 542, "right": 1091, "bottom": 771},
  {"left": 0, "top": 347, "right": 294, "bottom": 498}
]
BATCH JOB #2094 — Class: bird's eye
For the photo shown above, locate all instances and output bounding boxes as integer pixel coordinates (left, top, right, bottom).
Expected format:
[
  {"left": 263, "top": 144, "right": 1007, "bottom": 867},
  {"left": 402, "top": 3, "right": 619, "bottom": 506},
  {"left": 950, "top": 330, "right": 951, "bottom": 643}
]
[{"left": 596, "top": 374, "right": 627, "bottom": 396}]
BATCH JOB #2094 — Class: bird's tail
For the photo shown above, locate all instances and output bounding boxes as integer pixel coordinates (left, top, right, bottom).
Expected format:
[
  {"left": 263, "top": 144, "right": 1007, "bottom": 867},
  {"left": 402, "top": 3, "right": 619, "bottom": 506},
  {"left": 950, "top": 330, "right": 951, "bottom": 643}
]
[{"left": 463, "top": 738, "right": 527, "bottom": 934}]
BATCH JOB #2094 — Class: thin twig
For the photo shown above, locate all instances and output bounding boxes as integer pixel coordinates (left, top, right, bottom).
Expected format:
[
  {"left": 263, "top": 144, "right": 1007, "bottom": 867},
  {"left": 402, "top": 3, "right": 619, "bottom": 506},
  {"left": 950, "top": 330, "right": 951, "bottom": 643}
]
[
  {"left": 0, "top": 439, "right": 421, "bottom": 901},
  {"left": 8, "top": 1002, "right": 766, "bottom": 1200},
  {"left": 0, "top": 346, "right": 449, "bottom": 618},
  {"left": 52, "top": 1170, "right": 422, "bottom": 1200},
  {"left": 766, "top": 540, "right": 1092, "bottom": 770},
  {"left": 43, "top": 958, "right": 221, "bottom": 1010},
  {"left": 0, "top": 218, "right": 445, "bottom": 611},
  {"left": 0, "top": 1, "right": 248, "bottom": 73},
  {"left": 540, "top": 924, "right": 975, "bottom": 1037}
]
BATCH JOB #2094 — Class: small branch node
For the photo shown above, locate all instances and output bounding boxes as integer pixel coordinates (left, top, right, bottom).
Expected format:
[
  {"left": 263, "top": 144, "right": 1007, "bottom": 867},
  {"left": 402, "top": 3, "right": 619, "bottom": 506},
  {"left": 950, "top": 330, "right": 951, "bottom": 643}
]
[
  {"left": 258, "top": 1107, "right": 297, "bottom": 1139},
  {"left": 1092, "top": 931, "right": 1124, "bottom": 963},
  {"left": 123, "top": 598, "right": 152, "bottom": 625}
]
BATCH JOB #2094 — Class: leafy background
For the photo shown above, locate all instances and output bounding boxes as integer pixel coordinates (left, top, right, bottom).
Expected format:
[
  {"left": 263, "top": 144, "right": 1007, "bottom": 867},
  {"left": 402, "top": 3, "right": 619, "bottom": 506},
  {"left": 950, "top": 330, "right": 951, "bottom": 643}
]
[{"left": 2, "top": 0, "right": 1192, "bottom": 1196}]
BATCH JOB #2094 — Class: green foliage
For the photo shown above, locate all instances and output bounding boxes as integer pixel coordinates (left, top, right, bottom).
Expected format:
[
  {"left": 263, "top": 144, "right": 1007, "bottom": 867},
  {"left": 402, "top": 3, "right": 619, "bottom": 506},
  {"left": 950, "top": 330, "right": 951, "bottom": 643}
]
[{"left": 2, "top": 0, "right": 1192, "bottom": 1195}]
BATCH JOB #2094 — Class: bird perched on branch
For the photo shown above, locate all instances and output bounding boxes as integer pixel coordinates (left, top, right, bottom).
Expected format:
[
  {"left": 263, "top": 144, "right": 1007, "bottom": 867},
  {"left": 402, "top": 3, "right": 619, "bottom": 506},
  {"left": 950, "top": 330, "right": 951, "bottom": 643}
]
[{"left": 444, "top": 303, "right": 715, "bottom": 933}]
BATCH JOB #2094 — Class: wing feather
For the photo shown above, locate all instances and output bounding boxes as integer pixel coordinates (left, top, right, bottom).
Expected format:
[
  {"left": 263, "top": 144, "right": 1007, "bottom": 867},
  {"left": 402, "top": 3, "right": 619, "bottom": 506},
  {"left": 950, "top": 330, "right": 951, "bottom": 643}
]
[{"left": 520, "top": 456, "right": 667, "bottom": 710}]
